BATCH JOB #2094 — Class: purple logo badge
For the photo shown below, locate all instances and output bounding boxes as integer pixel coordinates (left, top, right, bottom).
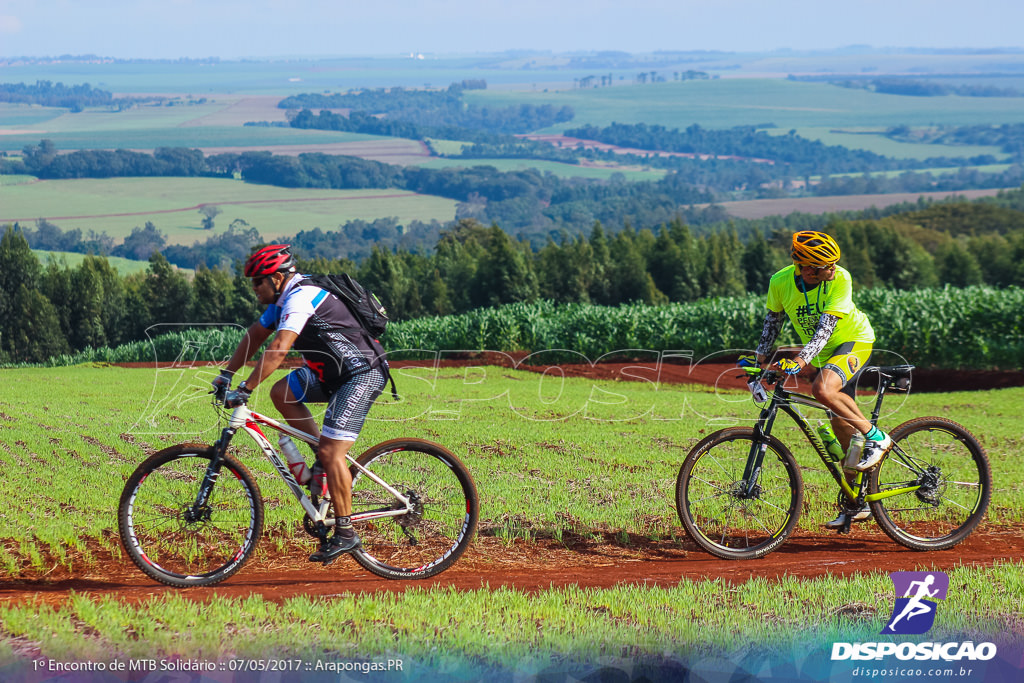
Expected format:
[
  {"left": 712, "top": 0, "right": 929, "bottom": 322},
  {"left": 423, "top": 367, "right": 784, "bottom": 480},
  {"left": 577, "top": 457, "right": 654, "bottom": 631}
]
[{"left": 882, "top": 571, "right": 949, "bottom": 635}]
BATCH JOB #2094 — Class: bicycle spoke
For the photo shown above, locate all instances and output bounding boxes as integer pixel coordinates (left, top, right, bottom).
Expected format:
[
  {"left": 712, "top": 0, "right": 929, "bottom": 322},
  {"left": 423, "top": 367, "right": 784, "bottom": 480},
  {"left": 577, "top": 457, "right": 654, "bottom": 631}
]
[
  {"left": 870, "top": 418, "right": 989, "bottom": 550},
  {"left": 677, "top": 430, "right": 801, "bottom": 559},
  {"left": 348, "top": 441, "right": 477, "bottom": 579}
]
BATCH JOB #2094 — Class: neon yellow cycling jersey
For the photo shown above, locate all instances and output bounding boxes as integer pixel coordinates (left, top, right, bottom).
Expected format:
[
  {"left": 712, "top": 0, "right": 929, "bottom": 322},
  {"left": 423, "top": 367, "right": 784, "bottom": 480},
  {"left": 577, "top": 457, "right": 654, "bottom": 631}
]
[{"left": 765, "top": 265, "right": 874, "bottom": 366}]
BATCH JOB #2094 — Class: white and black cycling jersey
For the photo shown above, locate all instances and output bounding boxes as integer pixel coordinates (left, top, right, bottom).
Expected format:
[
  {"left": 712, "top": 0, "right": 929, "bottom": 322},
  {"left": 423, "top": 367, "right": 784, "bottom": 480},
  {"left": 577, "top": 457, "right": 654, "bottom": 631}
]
[{"left": 258, "top": 274, "right": 386, "bottom": 391}]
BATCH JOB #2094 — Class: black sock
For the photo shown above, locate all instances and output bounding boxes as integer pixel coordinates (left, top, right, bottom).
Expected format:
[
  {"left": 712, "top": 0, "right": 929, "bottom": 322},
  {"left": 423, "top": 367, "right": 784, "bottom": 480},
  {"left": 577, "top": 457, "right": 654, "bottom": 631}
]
[{"left": 336, "top": 517, "right": 355, "bottom": 538}]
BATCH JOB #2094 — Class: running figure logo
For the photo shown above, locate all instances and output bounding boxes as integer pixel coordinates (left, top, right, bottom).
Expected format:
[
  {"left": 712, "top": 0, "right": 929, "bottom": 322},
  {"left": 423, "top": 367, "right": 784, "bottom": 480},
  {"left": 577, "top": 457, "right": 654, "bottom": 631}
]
[{"left": 882, "top": 571, "right": 949, "bottom": 635}]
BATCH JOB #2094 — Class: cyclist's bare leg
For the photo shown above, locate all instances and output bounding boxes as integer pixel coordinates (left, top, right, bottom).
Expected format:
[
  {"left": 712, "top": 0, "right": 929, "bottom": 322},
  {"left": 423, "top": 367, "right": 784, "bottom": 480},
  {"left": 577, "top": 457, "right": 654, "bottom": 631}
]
[
  {"left": 813, "top": 368, "right": 871, "bottom": 436},
  {"left": 318, "top": 436, "right": 355, "bottom": 516},
  {"left": 270, "top": 377, "right": 321, "bottom": 439},
  {"left": 815, "top": 368, "right": 869, "bottom": 489}
]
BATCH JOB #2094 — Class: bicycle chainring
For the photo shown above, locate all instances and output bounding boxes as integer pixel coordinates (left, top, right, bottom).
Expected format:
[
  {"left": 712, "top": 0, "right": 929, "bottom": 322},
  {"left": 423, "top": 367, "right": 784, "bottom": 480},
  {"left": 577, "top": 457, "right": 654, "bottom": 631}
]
[
  {"left": 835, "top": 490, "right": 863, "bottom": 513},
  {"left": 302, "top": 493, "right": 332, "bottom": 538}
]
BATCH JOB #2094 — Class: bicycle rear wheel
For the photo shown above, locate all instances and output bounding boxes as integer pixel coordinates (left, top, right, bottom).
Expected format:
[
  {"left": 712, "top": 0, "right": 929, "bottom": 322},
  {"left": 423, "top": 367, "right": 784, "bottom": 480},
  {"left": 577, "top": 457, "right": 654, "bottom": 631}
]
[
  {"left": 868, "top": 417, "right": 990, "bottom": 551},
  {"left": 348, "top": 438, "right": 478, "bottom": 579},
  {"left": 676, "top": 428, "right": 802, "bottom": 560},
  {"left": 118, "top": 444, "right": 264, "bottom": 588}
]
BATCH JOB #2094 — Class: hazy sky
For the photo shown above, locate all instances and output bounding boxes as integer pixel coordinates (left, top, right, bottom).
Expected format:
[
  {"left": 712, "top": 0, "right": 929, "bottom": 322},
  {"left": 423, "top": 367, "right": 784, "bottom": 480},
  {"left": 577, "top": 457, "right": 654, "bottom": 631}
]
[{"left": 1, "top": 0, "right": 1021, "bottom": 60}]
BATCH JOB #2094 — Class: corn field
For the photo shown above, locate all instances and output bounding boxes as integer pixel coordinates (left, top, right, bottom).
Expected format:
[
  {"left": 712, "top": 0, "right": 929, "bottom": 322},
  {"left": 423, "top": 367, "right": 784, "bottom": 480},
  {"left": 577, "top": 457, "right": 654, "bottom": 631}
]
[{"left": 35, "top": 285, "right": 1024, "bottom": 370}]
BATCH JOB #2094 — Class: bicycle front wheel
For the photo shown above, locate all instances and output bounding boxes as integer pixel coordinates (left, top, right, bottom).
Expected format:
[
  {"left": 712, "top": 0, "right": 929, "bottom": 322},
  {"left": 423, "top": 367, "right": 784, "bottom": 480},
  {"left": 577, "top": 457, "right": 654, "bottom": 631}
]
[
  {"left": 349, "top": 438, "right": 478, "bottom": 579},
  {"left": 868, "top": 417, "right": 990, "bottom": 551},
  {"left": 676, "top": 428, "right": 802, "bottom": 560},
  {"left": 118, "top": 444, "right": 264, "bottom": 588}
]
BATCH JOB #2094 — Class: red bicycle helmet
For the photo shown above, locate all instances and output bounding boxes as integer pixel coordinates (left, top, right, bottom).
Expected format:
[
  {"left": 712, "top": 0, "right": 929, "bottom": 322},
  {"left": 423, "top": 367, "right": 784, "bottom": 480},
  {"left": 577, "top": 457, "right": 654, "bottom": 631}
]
[{"left": 244, "top": 244, "right": 296, "bottom": 277}]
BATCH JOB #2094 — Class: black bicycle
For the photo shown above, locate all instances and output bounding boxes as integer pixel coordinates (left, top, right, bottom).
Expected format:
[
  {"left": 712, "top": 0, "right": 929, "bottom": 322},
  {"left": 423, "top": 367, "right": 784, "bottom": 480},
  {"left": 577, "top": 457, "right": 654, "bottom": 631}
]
[{"left": 675, "top": 365, "right": 991, "bottom": 560}]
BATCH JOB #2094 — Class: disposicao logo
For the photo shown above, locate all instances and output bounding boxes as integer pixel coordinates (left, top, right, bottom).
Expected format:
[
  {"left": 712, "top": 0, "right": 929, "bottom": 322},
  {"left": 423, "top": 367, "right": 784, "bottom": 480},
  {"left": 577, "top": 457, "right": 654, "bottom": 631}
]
[
  {"left": 882, "top": 571, "right": 949, "bottom": 635},
  {"left": 831, "top": 570, "right": 998, "bottom": 663}
]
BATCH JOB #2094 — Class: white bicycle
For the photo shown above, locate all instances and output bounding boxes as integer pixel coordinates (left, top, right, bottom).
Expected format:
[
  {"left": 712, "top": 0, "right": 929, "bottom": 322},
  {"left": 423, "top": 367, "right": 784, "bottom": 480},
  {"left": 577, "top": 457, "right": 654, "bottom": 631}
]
[{"left": 118, "top": 386, "right": 479, "bottom": 588}]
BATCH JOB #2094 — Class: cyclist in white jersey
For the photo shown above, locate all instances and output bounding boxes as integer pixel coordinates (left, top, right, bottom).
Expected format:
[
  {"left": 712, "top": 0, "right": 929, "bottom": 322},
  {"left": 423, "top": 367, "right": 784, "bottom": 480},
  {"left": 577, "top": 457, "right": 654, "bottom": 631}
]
[{"left": 213, "top": 245, "right": 388, "bottom": 563}]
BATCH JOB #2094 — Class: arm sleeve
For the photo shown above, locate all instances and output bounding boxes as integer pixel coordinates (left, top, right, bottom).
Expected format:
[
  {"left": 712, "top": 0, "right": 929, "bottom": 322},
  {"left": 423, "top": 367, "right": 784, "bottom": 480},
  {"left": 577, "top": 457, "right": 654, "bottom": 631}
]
[
  {"left": 797, "top": 313, "right": 839, "bottom": 363},
  {"left": 755, "top": 310, "right": 786, "bottom": 357}
]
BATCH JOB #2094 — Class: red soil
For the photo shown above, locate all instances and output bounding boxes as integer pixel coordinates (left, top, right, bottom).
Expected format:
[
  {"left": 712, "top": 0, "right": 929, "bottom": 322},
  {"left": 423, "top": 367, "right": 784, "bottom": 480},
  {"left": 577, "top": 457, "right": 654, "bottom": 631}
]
[{"left": 2, "top": 529, "right": 1019, "bottom": 606}]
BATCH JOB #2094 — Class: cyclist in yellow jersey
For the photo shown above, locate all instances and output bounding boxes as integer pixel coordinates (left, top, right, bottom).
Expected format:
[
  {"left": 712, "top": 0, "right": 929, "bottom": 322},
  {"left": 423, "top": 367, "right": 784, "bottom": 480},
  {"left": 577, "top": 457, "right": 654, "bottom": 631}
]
[{"left": 738, "top": 231, "right": 893, "bottom": 529}]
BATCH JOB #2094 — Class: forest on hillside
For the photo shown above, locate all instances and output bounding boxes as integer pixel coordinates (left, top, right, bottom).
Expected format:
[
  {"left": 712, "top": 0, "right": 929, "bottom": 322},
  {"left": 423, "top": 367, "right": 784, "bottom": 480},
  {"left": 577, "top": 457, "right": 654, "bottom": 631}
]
[{"left": 4, "top": 190, "right": 1024, "bottom": 364}]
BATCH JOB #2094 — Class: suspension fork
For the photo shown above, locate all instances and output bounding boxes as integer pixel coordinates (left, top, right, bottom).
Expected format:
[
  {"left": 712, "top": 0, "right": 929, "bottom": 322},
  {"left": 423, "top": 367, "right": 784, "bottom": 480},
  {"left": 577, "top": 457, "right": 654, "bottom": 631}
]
[
  {"left": 742, "top": 398, "right": 781, "bottom": 496},
  {"left": 188, "top": 427, "right": 235, "bottom": 515}
]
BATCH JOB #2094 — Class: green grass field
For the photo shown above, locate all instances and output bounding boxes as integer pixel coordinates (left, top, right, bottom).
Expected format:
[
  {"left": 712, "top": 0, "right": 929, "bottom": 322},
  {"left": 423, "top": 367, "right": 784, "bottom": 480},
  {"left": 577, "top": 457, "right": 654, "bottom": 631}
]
[
  {"left": 0, "top": 364, "right": 1020, "bottom": 676},
  {"left": 30, "top": 249, "right": 182, "bottom": 276},
  {"left": 765, "top": 126, "right": 1005, "bottom": 161},
  {"left": 0, "top": 364, "right": 1017, "bottom": 576},
  {"left": 6, "top": 75, "right": 1024, "bottom": 164},
  {"left": 1, "top": 564, "right": 1020, "bottom": 677},
  {"left": 1, "top": 177, "right": 457, "bottom": 244},
  {"left": 0, "top": 125, "right": 386, "bottom": 153}
]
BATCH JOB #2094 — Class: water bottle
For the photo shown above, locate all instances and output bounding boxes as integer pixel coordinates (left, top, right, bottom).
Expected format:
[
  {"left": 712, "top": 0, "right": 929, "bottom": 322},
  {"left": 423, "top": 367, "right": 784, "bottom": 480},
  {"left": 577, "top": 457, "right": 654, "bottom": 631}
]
[
  {"left": 279, "top": 434, "right": 312, "bottom": 484},
  {"left": 310, "top": 461, "right": 328, "bottom": 498},
  {"left": 816, "top": 422, "right": 844, "bottom": 461},
  {"left": 844, "top": 432, "right": 866, "bottom": 471}
]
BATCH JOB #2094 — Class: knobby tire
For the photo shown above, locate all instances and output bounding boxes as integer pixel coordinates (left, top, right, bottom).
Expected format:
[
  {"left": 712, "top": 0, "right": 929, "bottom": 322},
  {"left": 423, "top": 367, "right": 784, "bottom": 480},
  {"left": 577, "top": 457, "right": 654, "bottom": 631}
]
[
  {"left": 117, "top": 444, "right": 264, "bottom": 588},
  {"left": 676, "top": 428, "right": 803, "bottom": 560},
  {"left": 868, "top": 417, "right": 990, "bottom": 551}
]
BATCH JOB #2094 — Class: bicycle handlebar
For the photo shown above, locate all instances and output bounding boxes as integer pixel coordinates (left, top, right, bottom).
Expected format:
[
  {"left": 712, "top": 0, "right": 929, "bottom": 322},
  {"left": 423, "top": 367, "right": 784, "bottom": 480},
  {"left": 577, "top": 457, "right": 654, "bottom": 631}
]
[
  {"left": 740, "top": 368, "right": 782, "bottom": 386},
  {"left": 211, "top": 384, "right": 228, "bottom": 405},
  {"left": 210, "top": 384, "right": 249, "bottom": 408}
]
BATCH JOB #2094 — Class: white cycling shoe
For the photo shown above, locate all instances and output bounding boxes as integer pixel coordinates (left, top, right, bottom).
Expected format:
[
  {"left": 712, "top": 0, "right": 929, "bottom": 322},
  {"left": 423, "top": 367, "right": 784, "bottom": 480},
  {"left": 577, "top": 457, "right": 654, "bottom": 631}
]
[
  {"left": 851, "top": 434, "right": 892, "bottom": 471},
  {"left": 824, "top": 506, "right": 872, "bottom": 529}
]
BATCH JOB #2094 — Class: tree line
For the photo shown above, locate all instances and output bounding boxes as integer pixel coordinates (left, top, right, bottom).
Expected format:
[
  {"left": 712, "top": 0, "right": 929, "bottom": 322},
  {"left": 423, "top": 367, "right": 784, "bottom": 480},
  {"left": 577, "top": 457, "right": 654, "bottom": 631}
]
[
  {"left": 789, "top": 74, "right": 1024, "bottom": 98},
  {"left": 4, "top": 141, "right": 715, "bottom": 243},
  {"left": 0, "top": 228, "right": 262, "bottom": 363},
  {"left": 0, "top": 80, "right": 114, "bottom": 110},
  {"left": 6, "top": 193, "right": 1024, "bottom": 363},
  {"left": 280, "top": 81, "right": 574, "bottom": 136},
  {"left": 886, "top": 124, "right": 1024, "bottom": 159},
  {"left": 288, "top": 103, "right": 574, "bottom": 139},
  {"left": 564, "top": 122, "right": 1002, "bottom": 174}
]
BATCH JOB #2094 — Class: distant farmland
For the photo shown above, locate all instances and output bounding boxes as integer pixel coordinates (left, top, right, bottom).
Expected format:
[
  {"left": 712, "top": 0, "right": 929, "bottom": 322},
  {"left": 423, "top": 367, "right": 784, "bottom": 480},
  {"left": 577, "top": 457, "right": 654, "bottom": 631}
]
[
  {"left": 709, "top": 188, "right": 1009, "bottom": 219},
  {"left": 0, "top": 177, "right": 457, "bottom": 244}
]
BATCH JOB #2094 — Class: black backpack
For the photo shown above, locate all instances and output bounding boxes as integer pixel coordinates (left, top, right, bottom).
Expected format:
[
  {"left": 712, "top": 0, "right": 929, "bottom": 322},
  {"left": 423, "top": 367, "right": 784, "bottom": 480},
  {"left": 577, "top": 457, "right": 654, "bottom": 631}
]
[
  {"left": 300, "top": 273, "right": 389, "bottom": 338},
  {"left": 300, "top": 273, "right": 398, "bottom": 400}
]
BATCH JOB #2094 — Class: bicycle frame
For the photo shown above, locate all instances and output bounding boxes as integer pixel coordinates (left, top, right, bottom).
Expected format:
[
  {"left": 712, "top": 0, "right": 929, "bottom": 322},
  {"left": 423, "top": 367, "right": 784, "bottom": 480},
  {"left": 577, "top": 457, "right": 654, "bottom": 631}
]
[
  {"left": 192, "top": 401, "right": 413, "bottom": 529},
  {"left": 744, "top": 368, "right": 920, "bottom": 506}
]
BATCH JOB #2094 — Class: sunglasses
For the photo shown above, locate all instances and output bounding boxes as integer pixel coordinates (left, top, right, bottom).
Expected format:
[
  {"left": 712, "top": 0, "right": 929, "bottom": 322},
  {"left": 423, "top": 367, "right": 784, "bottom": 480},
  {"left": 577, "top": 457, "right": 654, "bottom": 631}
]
[
  {"left": 800, "top": 263, "right": 836, "bottom": 275},
  {"left": 251, "top": 275, "right": 271, "bottom": 289}
]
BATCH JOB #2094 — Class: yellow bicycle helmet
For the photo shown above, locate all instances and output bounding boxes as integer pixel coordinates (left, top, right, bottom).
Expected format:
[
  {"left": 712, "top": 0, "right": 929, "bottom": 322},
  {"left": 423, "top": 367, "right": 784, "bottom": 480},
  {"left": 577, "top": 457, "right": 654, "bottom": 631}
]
[{"left": 791, "top": 231, "right": 841, "bottom": 267}]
